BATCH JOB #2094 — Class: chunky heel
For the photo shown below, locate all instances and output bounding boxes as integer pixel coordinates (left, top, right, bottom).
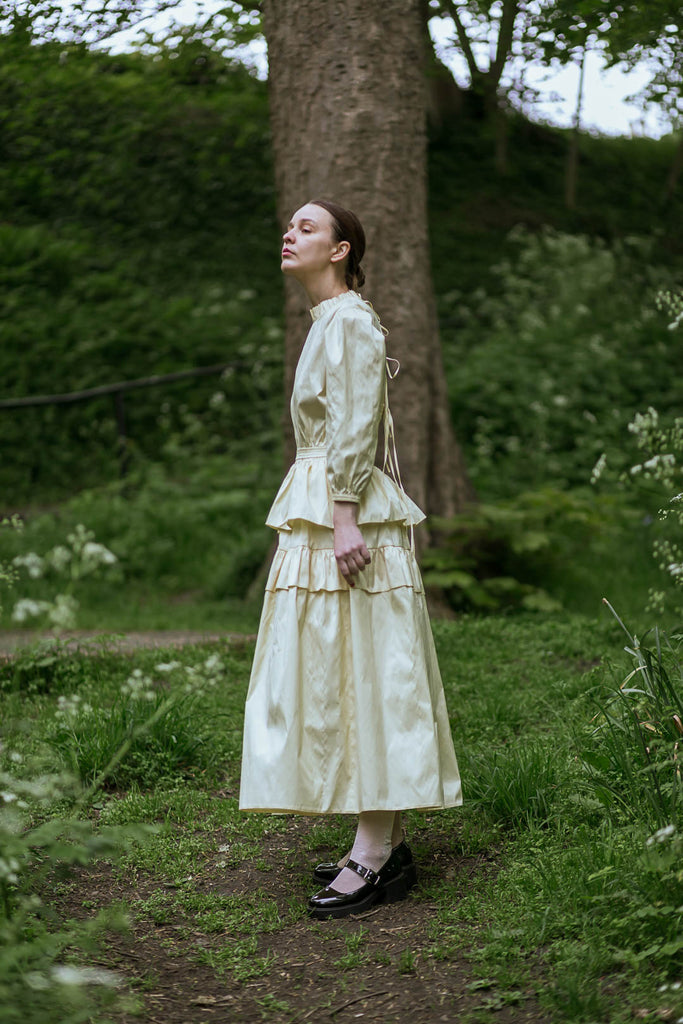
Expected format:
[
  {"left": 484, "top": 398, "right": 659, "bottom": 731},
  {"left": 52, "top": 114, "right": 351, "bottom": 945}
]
[
  {"left": 403, "top": 862, "right": 418, "bottom": 891},
  {"left": 382, "top": 873, "right": 409, "bottom": 903}
]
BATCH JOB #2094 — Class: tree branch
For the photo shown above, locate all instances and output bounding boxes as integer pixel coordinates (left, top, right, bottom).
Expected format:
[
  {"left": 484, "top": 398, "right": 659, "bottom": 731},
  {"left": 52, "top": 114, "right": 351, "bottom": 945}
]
[
  {"left": 490, "top": 0, "right": 518, "bottom": 87},
  {"left": 439, "top": 0, "right": 481, "bottom": 82}
]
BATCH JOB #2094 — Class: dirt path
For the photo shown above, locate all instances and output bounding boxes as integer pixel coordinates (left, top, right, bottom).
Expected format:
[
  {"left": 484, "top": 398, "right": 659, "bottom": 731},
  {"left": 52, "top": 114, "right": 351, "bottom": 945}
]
[
  {"left": 53, "top": 818, "right": 550, "bottom": 1024},
  {"left": 0, "top": 630, "right": 257, "bottom": 657}
]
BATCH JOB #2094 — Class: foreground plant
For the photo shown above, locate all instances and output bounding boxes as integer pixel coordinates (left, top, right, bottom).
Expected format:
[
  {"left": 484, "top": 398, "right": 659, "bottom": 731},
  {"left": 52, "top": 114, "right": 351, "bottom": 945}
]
[
  {"left": 0, "top": 742, "right": 151, "bottom": 1023},
  {"left": 584, "top": 601, "right": 682, "bottom": 831},
  {"left": 0, "top": 649, "right": 232, "bottom": 1022}
]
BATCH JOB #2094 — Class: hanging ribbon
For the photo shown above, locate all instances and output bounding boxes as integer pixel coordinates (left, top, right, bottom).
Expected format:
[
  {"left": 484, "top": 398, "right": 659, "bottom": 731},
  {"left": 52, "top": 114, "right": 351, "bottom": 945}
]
[
  {"left": 358, "top": 295, "right": 416, "bottom": 555},
  {"left": 381, "top": 356, "right": 415, "bottom": 555}
]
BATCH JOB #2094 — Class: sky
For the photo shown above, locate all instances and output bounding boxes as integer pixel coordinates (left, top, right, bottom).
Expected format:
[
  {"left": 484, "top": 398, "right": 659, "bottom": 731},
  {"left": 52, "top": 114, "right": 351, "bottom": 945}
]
[{"left": 103, "top": 1, "right": 667, "bottom": 139}]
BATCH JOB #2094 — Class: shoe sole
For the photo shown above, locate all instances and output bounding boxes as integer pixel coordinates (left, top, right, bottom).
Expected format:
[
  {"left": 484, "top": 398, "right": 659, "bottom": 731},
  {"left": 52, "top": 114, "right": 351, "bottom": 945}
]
[{"left": 308, "top": 875, "right": 409, "bottom": 921}]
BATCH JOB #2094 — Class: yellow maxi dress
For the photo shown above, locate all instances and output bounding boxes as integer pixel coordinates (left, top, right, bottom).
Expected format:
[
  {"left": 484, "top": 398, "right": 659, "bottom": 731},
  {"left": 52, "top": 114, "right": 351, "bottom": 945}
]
[{"left": 239, "top": 290, "right": 461, "bottom": 814}]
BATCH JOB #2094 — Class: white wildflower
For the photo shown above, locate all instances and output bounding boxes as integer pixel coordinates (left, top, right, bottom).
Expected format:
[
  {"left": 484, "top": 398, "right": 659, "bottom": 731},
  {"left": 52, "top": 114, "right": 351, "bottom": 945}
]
[
  {"left": 155, "top": 661, "right": 181, "bottom": 673},
  {"left": 81, "top": 541, "right": 117, "bottom": 569},
  {"left": 643, "top": 454, "right": 675, "bottom": 472},
  {"left": 11, "top": 598, "right": 50, "bottom": 623},
  {"left": 56, "top": 694, "right": 91, "bottom": 722},
  {"left": 209, "top": 391, "right": 226, "bottom": 409},
  {"left": 645, "top": 823, "right": 676, "bottom": 846},
  {"left": 52, "top": 965, "right": 124, "bottom": 988},
  {"left": 45, "top": 545, "right": 71, "bottom": 573},
  {"left": 121, "top": 671, "right": 155, "bottom": 701},
  {"left": 0, "top": 856, "right": 20, "bottom": 883},
  {"left": 47, "top": 594, "right": 79, "bottom": 630},
  {"left": 67, "top": 524, "right": 93, "bottom": 549},
  {"left": 628, "top": 407, "right": 659, "bottom": 434},
  {"left": 11, "top": 552, "right": 45, "bottom": 579},
  {"left": 591, "top": 453, "right": 607, "bottom": 484}
]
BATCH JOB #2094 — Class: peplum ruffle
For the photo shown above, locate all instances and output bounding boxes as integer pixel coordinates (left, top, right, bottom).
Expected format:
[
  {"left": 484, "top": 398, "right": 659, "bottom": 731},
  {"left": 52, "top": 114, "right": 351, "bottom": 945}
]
[{"left": 265, "top": 448, "right": 426, "bottom": 532}]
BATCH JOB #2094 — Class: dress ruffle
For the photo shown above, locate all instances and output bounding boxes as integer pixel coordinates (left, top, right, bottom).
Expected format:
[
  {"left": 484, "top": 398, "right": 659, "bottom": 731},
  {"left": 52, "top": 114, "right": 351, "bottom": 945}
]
[
  {"left": 265, "top": 533, "right": 425, "bottom": 594},
  {"left": 265, "top": 451, "right": 426, "bottom": 532}
]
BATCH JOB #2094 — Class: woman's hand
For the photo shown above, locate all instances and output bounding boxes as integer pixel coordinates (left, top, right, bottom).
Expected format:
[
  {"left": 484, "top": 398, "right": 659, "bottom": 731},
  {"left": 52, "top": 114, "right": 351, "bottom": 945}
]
[{"left": 333, "top": 501, "right": 371, "bottom": 588}]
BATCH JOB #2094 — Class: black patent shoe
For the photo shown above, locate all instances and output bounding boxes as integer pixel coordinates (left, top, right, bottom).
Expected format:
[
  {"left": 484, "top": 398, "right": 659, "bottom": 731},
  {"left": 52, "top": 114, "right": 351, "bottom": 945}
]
[
  {"left": 308, "top": 847, "right": 408, "bottom": 920},
  {"left": 313, "top": 839, "right": 418, "bottom": 890}
]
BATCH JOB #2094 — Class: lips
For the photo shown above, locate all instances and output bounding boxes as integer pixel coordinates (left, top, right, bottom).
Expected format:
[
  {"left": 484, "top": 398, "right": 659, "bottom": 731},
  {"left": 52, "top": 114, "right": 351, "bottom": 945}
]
[{"left": 282, "top": 248, "right": 294, "bottom": 256}]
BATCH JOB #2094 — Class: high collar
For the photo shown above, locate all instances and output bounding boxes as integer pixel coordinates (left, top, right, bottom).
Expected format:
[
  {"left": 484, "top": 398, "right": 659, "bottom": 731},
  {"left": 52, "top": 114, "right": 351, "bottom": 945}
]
[{"left": 309, "top": 290, "right": 361, "bottom": 322}]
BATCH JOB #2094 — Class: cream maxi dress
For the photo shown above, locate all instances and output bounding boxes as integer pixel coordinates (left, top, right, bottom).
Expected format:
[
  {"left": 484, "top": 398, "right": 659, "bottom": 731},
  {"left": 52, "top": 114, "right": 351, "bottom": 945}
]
[{"left": 239, "top": 290, "right": 461, "bottom": 815}]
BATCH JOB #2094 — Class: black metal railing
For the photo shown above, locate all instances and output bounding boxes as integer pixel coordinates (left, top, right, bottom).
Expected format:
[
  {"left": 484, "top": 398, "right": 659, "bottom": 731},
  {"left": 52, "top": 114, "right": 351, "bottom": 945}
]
[{"left": 0, "top": 363, "right": 235, "bottom": 478}]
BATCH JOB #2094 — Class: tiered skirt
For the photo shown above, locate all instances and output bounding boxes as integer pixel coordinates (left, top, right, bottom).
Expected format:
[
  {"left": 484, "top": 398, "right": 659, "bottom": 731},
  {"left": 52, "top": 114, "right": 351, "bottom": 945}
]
[{"left": 239, "top": 517, "right": 462, "bottom": 814}]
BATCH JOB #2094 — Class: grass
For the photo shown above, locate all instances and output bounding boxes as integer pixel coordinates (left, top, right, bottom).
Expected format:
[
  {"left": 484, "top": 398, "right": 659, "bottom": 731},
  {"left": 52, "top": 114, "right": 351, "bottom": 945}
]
[{"left": 1, "top": 611, "right": 682, "bottom": 1022}]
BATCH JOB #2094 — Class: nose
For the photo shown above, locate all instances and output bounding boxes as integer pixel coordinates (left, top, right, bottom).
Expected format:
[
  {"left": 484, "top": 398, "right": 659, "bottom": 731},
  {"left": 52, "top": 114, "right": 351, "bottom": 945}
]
[{"left": 282, "top": 228, "right": 294, "bottom": 245}]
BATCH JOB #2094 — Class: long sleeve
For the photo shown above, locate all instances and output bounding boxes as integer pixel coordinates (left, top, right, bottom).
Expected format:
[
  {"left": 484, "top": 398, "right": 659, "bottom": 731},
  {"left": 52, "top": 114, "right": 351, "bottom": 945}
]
[{"left": 324, "top": 308, "right": 385, "bottom": 503}]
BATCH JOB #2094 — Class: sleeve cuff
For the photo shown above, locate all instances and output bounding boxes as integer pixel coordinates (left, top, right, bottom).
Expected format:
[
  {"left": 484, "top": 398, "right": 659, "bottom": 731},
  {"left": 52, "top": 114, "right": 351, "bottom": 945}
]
[{"left": 330, "top": 492, "right": 360, "bottom": 503}]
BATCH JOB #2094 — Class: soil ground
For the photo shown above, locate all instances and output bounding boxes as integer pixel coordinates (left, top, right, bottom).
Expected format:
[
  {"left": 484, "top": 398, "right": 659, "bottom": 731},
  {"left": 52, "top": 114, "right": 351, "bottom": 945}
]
[
  {"left": 7, "top": 628, "right": 552, "bottom": 1024},
  {"left": 53, "top": 816, "right": 550, "bottom": 1024},
  {"left": 0, "top": 630, "right": 257, "bottom": 657}
]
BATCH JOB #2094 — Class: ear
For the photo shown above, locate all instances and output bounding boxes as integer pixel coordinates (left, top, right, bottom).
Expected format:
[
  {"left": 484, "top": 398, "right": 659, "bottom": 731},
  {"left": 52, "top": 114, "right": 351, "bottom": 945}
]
[{"left": 330, "top": 240, "right": 351, "bottom": 263}]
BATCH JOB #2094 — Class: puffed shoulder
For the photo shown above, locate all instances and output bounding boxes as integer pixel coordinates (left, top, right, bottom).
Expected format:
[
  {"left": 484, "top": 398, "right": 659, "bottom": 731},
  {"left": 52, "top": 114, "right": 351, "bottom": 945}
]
[{"left": 323, "top": 305, "right": 384, "bottom": 363}]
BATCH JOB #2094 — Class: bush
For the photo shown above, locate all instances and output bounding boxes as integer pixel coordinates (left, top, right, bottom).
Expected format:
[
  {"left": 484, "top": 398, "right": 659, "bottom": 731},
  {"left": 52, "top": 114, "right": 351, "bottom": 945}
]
[
  {"left": 442, "top": 228, "right": 681, "bottom": 496},
  {"left": 422, "top": 486, "right": 627, "bottom": 613}
]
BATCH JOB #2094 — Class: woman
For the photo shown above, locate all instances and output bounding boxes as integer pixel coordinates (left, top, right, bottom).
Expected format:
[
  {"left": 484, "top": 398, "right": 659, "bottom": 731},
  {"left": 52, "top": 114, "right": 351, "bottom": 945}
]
[{"left": 239, "top": 199, "right": 461, "bottom": 920}]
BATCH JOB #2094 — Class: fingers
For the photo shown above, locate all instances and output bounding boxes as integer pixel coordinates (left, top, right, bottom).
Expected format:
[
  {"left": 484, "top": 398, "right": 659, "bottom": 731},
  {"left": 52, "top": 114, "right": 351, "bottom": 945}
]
[{"left": 336, "top": 544, "right": 371, "bottom": 588}]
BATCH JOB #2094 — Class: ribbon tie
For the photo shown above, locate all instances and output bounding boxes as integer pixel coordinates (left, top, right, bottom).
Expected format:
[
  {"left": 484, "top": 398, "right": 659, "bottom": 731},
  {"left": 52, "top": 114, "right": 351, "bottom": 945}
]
[
  {"left": 359, "top": 295, "right": 416, "bottom": 555},
  {"left": 382, "top": 355, "right": 415, "bottom": 556}
]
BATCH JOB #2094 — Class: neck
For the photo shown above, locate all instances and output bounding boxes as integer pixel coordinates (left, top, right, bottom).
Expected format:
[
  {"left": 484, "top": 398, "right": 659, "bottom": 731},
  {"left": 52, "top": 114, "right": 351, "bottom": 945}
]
[{"left": 301, "top": 269, "right": 349, "bottom": 308}]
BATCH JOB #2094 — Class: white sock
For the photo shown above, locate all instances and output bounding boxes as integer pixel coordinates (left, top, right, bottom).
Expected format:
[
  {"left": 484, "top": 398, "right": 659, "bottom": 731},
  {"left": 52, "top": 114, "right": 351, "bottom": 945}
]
[
  {"left": 335, "top": 811, "right": 404, "bottom": 869},
  {"left": 329, "top": 811, "right": 394, "bottom": 895}
]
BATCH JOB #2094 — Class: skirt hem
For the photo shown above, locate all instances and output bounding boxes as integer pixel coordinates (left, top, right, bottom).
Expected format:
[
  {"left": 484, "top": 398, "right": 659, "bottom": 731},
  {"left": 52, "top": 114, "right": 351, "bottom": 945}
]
[{"left": 238, "top": 798, "right": 463, "bottom": 815}]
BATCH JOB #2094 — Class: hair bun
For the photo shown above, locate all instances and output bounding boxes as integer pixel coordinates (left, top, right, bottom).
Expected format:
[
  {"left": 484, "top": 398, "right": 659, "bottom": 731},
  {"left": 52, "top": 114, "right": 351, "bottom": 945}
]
[{"left": 355, "top": 265, "right": 366, "bottom": 289}]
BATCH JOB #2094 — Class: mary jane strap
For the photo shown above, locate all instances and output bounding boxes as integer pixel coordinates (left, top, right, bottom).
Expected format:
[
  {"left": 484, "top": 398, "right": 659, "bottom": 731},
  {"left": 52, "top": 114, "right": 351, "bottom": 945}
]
[{"left": 345, "top": 858, "right": 381, "bottom": 886}]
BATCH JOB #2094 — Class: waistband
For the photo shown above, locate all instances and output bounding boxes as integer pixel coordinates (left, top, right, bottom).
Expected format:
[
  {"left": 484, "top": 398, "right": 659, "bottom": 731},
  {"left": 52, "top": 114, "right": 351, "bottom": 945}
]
[{"left": 295, "top": 446, "right": 327, "bottom": 460}]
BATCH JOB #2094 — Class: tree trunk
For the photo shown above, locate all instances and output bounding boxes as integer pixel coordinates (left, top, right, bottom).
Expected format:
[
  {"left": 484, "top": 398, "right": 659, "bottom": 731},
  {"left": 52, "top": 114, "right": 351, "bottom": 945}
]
[
  {"left": 565, "top": 46, "right": 586, "bottom": 210},
  {"left": 419, "top": 0, "right": 465, "bottom": 128},
  {"left": 261, "top": 0, "right": 476, "bottom": 552},
  {"left": 664, "top": 131, "right": 683, "bottom": 202}
]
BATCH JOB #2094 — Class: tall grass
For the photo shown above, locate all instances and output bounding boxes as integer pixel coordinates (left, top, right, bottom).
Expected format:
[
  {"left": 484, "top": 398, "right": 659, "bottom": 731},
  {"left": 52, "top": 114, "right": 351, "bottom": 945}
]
[{"left": 583, "top": 601, "right": 683, "bottom": 830}]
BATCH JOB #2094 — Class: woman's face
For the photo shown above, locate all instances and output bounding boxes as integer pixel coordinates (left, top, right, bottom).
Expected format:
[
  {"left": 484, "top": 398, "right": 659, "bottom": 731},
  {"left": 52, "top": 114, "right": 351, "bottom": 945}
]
[{"left": 281, "top": 203, "right": 346, "bottom": 280}]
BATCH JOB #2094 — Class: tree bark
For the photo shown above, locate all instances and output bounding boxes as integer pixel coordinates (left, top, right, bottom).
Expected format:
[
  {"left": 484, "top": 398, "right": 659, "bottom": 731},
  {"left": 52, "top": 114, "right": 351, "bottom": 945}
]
[{"left": 261, "top": 0, "right": 476, "bottom": 551}]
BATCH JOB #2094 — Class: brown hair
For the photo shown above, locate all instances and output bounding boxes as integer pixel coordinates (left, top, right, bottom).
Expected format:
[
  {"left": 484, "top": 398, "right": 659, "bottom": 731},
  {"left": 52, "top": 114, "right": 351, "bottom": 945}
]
[{"left": 310, "top": 198, "right": 366, "bottom": 291}]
